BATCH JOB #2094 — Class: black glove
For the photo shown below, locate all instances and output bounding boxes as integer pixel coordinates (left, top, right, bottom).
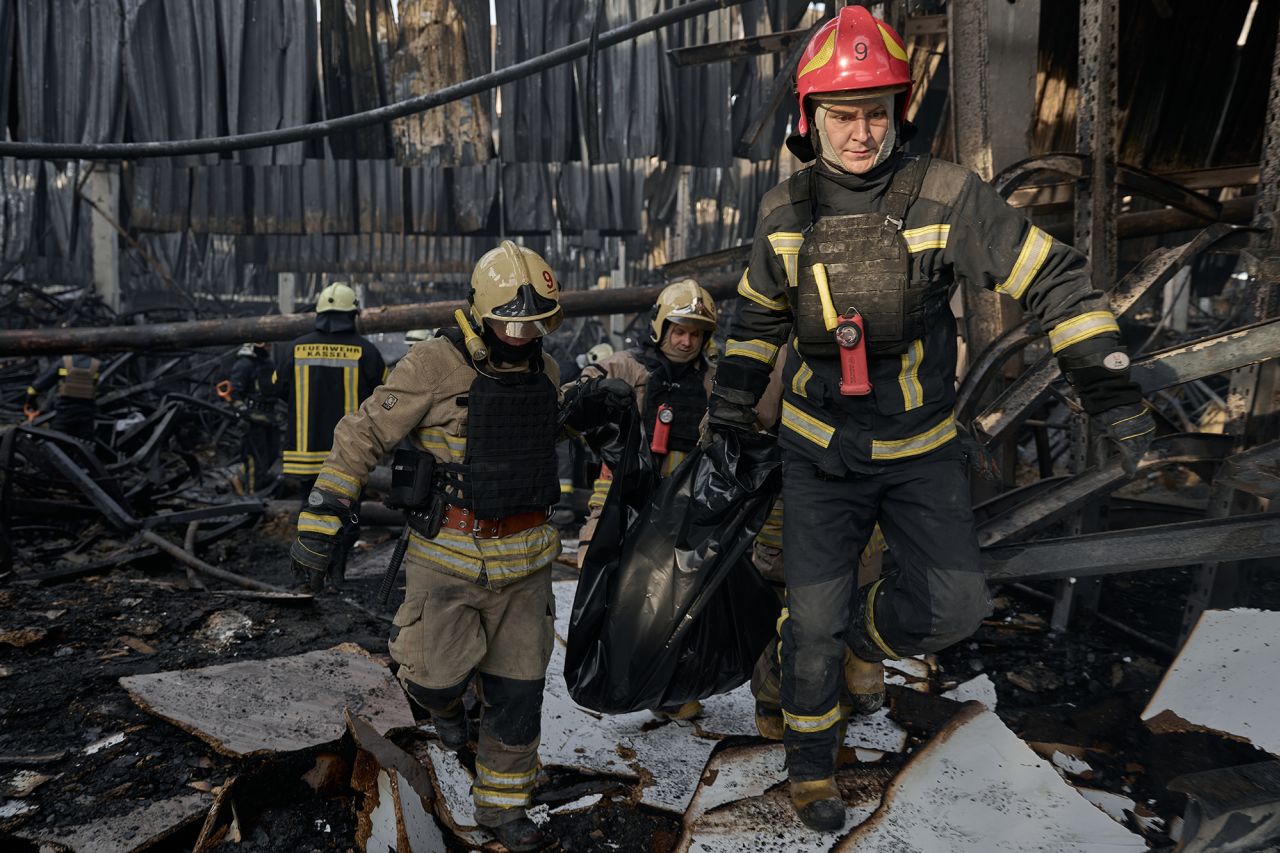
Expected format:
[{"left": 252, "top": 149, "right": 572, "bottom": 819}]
[
  {"left": 562, "top": 376, "right": 634, "bottom": 433},
  {"left": 957, "top": 426, "right": 1000, "bottom": 482},
  {"left": 291, "top": 488, "right": 350, "bottom": 591},
  {"left": 702, "top": 385, "right": 757, "bottom": 447},
  {"left": 1091, "top": 402, "right": 1156, "bottom": 478}
]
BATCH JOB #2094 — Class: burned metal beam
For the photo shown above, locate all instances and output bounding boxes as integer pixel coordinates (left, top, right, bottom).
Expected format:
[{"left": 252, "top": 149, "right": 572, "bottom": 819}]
[
  {"left": 1130, "top": 317, "right": 1280, "bottom": 395},
  {"left": 666, "top": 27, "right": 810, "bottom": 66},
  {"left": 0, "top": 278, "right": 740, "bottom": 356},
  {"left": 982, "top": 513, "right": 1280, "bottom": 581},
  {"left": 734, "top": 22, "right": 818, "bottom": 158},
  {"left": 976, "top": 433, "right": 1234, "bottom": 547},
  {"left": 1168, "top": 762, "right": 1280, "bottom": 853},
  {"left": 40, "top": 442, "right": 140, "bottom": 533},
  {"left": 1214, "top": 439, "right": 1280, "bottom": 500}
]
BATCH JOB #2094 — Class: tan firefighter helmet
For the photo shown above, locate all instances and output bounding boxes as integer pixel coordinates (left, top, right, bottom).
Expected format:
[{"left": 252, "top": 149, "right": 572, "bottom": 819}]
[
  {"left": 467, "top": 240, "right": 564, "bottom": 338},
  {"left": 650, "top": 278, "right": 716, "bottom": 343},
  {"left": 316, "top": 281, "right": 359, "bottom": 314}
]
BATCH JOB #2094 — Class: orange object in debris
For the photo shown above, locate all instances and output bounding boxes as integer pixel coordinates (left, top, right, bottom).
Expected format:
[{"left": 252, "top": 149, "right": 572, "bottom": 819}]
[
  {"left": 22, "top": 403, "right": 39, "bottom": 423},
  {"left": 215, "top": 379, "right": 233, "bottom": 401}
]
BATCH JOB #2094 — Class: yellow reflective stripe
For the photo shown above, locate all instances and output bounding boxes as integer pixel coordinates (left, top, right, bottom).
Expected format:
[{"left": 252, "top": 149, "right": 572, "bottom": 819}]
[
  {"left": 902, "top": 224, "right": 950, "bottom": 252},
  {"left": 283, "top": 463, "right": 324, "bottom": 476},
  {"left": 995, "top": 226, "right": 1053, "bottom": 301},
  {"left": 315, "top": 468, "right": 360, "bottom": 499},
  {"left": 798, "top": 29, "right": 837, "bottom": 78},
  {"left": 737, "top": 269, "right": 789, "bottom": 311},
  {"left": 783, "top": 705, "right": 843, "bottom": 733},
  {"left": 559, "top": 482, "right": 573, "bottom": 495},
  {"left": 659, "top": 450, "right": 687, "bottom": 478},
  {"left": 781, "top": 401, "right": 835, "bottom": 450},
  {"left": 724, "top": 338, "right": 779, "bottom": 365},
  {"left": 864, "top": 578, "right": 901, "bottom": 658},
  {"left": 57, "top": 368, "right": 68, "bottom": 375},
  {"left": 775, "top": 606, "right": 789, "bottom": 639},
  {"left": 768, "top": 231, "right": 804, "bottom": 287},
  {"left": 870, "top": 414, "right": 957, "bottom": 461},
  {"left": 1047, "top": 311, "right": 1121, "bottom": 353},
  {"left": 897, "top": 340, "right": 925, "bottom": 412},
  {"left": 791, "top": 361, "right": 814, "bottom": 398},
  {"left": 406, "top": 538, "right": 483, "bottom": 580},
  {"left": 26, "top": 385, "right": 37, "bottom": 396},
  {"left": 294, "top": 364, "right": 306, "bottom": 452},
  {"left": 298, "top": 512, "right": 341, "bottom": 536},
  {"left": 475, "top": 763, "right": 538, "bottom": 789},
  {"left": 473, "top": 787, "right": 531, "bottom": 807}
]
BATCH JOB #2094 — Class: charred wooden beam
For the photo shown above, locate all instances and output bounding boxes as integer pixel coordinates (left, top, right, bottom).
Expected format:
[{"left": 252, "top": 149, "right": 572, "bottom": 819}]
[
  {"left": 0, "top": 279, "right": 739, "bottom": 356},
  {"left": 666, "top": 27, "right": 810, "bottom": 66}
]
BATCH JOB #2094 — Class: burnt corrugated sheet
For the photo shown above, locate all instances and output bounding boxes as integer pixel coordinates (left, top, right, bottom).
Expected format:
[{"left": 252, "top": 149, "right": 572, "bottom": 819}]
[
  {"left": 496, "top": 0, "right": 581, "bottom": 162},
  {"left": 14, "top": 0, "right": 125, "bottom": 144},
  {"left": 242, "top": 233, "right": 483, "bottom": 274},
  {"left": 0, "top": 3, "right": 15, "bottom": 139},
  {"left": 408, "top": 165, "right": 453, "bottom": 233},
  {"left": 556, "top": 161, "right": 643, "bottom": 233},
  {"left": 320, "top": 0, "right": 394, "bottom": 158},
  {"left": 656, "top": 0, "right": 734, "bottom": 166},
  {"left": 450, "top": 163, "right": 499, "bottom": 233},
  {"left": 355, "top": 159, "right": 407, "bottom": 233},
  {"left": 42, "top": 162, "right": 82, "bottom": 262},
  {"left": 129, "top": 164, "right": 192, "bottom": 233},
  {"left": 1033, "top": 0, "right": 1279, "bottom": 170},
  {"left": 253, "top": 165, "right": 307, "bottom": 235},
  {"left": 122, "top": 0, "right": 223, "bottom": 166},
  {"left": 502, "top": 163, "right": 557, "bottom": 233},
  {"left": 222, "top": 0, "right": 316, "bottom": 165},
  {"left": 390, "top": 0, "right": 493, "bottom": 166},
  {"left": 302, "top": 159, "right": 355, "bottom": 233},
  {"left": 190, "top": 165, "right": 250, "bottom": 234},
  {"left": 0, "top": 159, "right": 38, "bottom": 263},
  {"left": 574, "top": 0, "right": 663, "bottom": 163}
]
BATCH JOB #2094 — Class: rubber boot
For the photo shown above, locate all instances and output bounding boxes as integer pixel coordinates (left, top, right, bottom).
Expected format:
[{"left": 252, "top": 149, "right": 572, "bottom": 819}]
[
  {"left": 754, "top": 702, "right": 784, "bottom": 740},
  {"left": 487, "top": 815, "right": 547, "bottom": 852},
  {"left": 789, "top": 777, "right": 845, "bottom": 832},
  {"left": 844, "top": 652, "right": 885, "bottom": 715}
]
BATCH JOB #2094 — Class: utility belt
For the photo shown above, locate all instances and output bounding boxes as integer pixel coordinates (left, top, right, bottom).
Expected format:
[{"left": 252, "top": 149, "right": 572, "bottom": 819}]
[{"left": 389, "top": 447, "right": 547, "bottom": 541}]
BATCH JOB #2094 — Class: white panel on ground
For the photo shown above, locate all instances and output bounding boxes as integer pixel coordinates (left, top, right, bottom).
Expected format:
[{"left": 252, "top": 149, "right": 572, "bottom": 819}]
[
  {"left": 1141, "top": 608, "right": 1280, "bottom": 756},
  {"left": 695, "top": 683, "right": 760, "bottom": 738},
  {"left": 835, "top": 705, "right": 1147, "bottom": 852},
  {"left": 364, "top": 769, "right": 400, "bottom": 853},
  {"left": 20, "top": 793, "right": 211, "bottom": 853},
  {"left": 685, "top": 743, "right": 786, "bottom": 823},
  {"left": 1076, "top": 787, "right": 1137, "bottom": 825},
  {"left": 424, "top": 742, "right": 478, "bottom": 830},
  {"left": 842, "top": 708, "right": 909, "bottom": 754},
  {"left": 942, "top": 674, "right": 998, "bottom": 711},
  {"left": 120, "top": 644, "right": 414, "bottom": 757},
  {"left": 396, "top": 769, "right": 448, "bottom": 852}
]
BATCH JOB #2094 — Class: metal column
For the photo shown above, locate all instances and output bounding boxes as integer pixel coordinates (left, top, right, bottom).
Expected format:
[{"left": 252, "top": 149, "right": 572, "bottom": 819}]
[{"left": 85, "top": 166, "right": 122, "bottom": 312}]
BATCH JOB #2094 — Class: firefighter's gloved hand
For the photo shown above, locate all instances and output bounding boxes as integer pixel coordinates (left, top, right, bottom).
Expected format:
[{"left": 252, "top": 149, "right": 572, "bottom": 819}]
[
  {"left": 705, "top": 385, "right": 757, "bottom": 446},
  {"left": 562, "top": 376, "right": 634, "bottom": 433},
  {"left": 291, "top": 488, "right": 350, "bottom": 591},
  {"left": 1092, "top": 402, "right": 1156, "bottom": 478}
]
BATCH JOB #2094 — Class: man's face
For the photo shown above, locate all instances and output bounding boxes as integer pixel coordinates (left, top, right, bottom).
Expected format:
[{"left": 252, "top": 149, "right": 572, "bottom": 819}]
[
  {"left": 665, "top": 323, "right": 706, "bottom": 354},
  {"left": 822, "top": 102, "right": 891, "bottom": 174}
]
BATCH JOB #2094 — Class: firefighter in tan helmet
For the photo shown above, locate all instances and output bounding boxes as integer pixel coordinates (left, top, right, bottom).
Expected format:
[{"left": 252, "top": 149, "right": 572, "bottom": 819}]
[{"left": 291, "top": 241, "right": 626, "bottom": 851}]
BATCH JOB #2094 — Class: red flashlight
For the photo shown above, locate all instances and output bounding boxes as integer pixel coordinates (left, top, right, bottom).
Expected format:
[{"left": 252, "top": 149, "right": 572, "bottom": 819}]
[
  {"left": 651, "top": 404, "right": 674, "bottom": 454},
  {"left": 835, "top": 311, "right": 872, "bottom": 396}
]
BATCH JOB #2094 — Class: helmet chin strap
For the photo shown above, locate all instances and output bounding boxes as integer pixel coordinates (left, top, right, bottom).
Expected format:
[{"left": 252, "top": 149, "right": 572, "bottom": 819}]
[{"left": 811, "top": 93, "right": 899, "bottom": 174}]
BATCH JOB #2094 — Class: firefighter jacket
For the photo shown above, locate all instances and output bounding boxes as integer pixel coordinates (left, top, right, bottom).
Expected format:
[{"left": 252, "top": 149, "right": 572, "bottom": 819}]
[
  {"left": 717, "top": 152, "right": 1141, "bottom": 475},
  {"left": 317, "top": 336, "right": 563, "bottom": 589},
  {"left": 29, "top": 355, "right": 100, "bottom": 403},
  {"left": 230, "top": 349, "right": 278, "bottom": 421},
  {"left": 275, "top": 323, "right": 386, "bottom": 478}
]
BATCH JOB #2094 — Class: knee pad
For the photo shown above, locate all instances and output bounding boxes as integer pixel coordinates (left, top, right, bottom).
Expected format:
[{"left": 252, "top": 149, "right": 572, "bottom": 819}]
[
  {"left": 402, "top": 674, "right": 471, "bottom": 716},
  {"left": 478, "top": 673, "right": 545, "bottom": 746}
]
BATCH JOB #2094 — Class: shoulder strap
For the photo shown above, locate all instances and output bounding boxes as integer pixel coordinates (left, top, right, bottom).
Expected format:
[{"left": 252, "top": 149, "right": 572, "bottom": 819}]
[{"left": 880, "top": 154, "right": 931, "bottom": 231}]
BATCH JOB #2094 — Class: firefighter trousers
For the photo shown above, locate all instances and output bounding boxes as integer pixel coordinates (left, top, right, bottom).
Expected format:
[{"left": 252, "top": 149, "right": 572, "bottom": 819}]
[
  {"left": 240, "top": 418, "right": 280, "bottom": 493},
  {"left": 389, "top": 565, "right": 555, "bottom": 827},
  {"left": 779, "top": 444, "right": 990, "bottom": 781}
]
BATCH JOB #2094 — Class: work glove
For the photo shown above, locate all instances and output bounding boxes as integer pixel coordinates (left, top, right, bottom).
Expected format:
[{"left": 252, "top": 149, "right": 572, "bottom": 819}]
[
  {"left": 1091, "top": 402, "right": 1156, "bottom": 478},
  {"left": 23, "top": 393, "right": 39, "bottom": 423},
  {"left": 957, "top": 425, "right": 1000, "bottom": 482},
  {"left": 700, "top": 385, "right": 757, "bottom": 448},
  {"left": 561, "top": 376, "right": 635, "bottom": 434},
  {"left": 291, "top": 488, "right": 350, "bottom": 592}
]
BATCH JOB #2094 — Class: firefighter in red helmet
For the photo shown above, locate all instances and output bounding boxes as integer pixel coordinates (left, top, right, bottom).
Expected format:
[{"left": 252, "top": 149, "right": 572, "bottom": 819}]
[{"left": 705, "top": 6, "right": 1155, "bottom": 832}]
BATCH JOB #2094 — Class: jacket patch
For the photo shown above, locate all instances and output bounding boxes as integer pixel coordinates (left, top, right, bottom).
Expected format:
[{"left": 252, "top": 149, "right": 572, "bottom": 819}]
[{"left": 382, "top": 394, "right": 398, "bottom": 410}]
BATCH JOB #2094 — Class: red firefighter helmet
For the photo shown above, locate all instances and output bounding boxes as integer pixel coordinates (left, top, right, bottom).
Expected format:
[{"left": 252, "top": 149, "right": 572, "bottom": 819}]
[{"left": 794, "top": 6, "right": 912, "bottom": 135}]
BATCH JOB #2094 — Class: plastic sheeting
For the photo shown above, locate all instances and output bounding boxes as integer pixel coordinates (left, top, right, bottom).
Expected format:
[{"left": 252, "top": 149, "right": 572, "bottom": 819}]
[{"left": 565, "top": 425, "right": 782, "bottom": 714}]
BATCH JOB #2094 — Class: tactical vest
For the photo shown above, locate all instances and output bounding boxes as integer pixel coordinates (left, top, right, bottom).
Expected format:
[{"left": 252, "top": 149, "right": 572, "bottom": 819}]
[
  {"left": 792, "top": 155, "right": 934, "bottom": 357},
  {"left": 440, "top": 356, "right": 561, "bottom": 519},
  {"left": 58, "top": 356, "right": 99, "bottom": 400},
  {"left": 632, "top": 348, "right": 708, "bottom": 455}
]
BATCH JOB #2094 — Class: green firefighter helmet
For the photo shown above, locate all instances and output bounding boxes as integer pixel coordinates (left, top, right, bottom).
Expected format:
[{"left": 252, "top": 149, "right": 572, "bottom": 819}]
[
  {"left": 316, "top": 281, "right": 359, "bottom": 314},
  {"left": 467, "top": 240, "right": 564, "bottom": 338},
  {"left": 650, "top": 278, "right": 716, "bottom": 343}
]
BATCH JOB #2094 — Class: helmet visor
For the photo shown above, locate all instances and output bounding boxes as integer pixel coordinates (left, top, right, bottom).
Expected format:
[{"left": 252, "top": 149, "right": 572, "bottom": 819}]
[{"left": 490, "top": 312, "right": 563, "bottom": 339}]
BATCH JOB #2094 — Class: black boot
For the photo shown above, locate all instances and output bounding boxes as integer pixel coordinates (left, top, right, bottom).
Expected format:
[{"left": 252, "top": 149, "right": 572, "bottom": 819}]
[
  {"left": 488, "top": 815, "right": 546, "bottom": 852},
  {"left": 432, "top": 711, "right": 469, "bottom": 751}
]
